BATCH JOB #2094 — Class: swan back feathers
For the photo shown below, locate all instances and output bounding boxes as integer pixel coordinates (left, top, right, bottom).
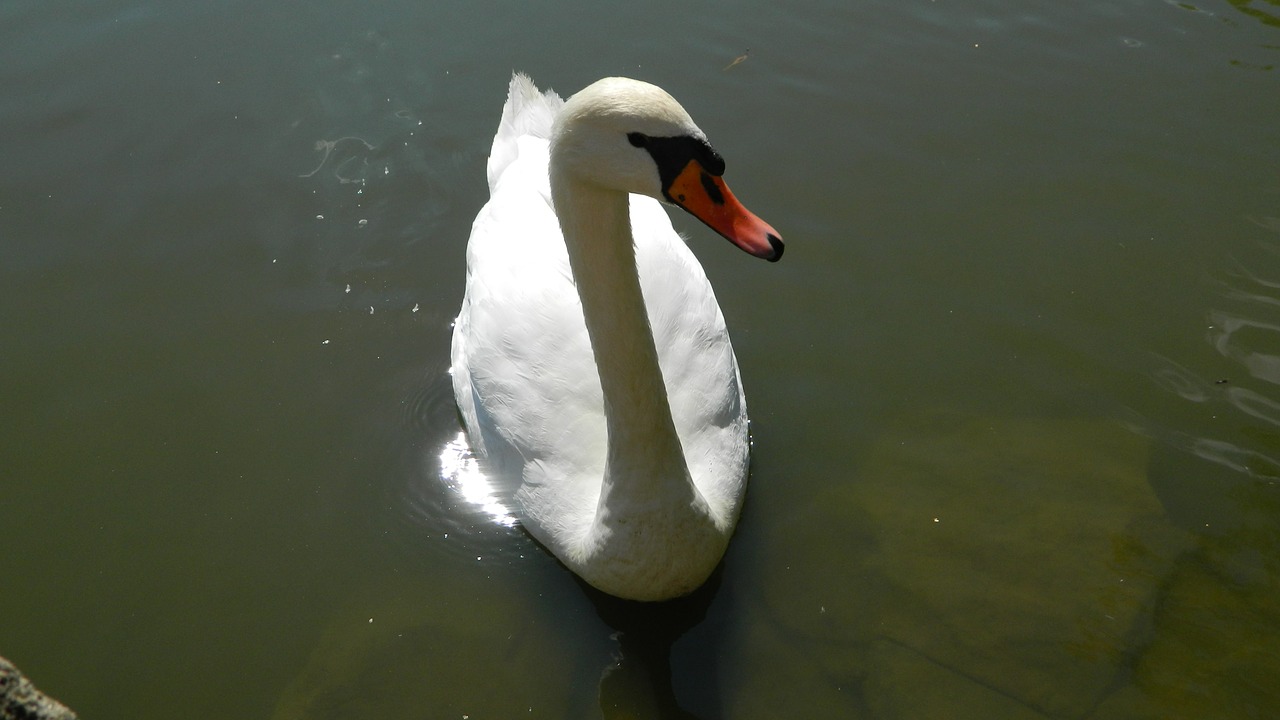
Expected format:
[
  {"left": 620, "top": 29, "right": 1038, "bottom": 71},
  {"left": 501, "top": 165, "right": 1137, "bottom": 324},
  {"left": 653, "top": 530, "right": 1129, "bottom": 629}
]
[{"left": 487, "top": 73, "right": 564, "bottom": 193}]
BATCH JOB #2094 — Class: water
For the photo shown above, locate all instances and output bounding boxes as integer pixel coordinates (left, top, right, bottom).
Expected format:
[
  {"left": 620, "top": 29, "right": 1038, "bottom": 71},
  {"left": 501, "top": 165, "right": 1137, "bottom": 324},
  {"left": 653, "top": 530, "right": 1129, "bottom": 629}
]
[{"left": 2, "top": 0, "right": 1278, "bottom": 717}]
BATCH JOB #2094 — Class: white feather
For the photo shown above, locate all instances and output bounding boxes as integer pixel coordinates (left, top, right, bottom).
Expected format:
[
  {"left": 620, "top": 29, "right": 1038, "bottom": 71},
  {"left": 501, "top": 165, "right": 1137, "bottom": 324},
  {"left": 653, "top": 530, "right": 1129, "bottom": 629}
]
[{"left": 452, "top": 74, "right": 753, "bottom": 600}]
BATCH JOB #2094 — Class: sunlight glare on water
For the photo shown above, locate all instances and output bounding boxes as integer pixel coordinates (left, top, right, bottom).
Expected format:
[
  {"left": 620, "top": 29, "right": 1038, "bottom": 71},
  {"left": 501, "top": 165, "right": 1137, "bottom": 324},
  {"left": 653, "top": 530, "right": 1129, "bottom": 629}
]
[{"left": 438, "top": 431, "right": 517, "bottom": 528}]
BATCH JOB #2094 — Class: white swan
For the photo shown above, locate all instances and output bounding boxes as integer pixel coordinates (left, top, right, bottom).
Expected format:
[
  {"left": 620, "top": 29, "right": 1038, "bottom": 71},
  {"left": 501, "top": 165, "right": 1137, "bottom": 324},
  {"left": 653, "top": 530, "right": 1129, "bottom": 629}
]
[{"left": 451, "top": 74, "right": 783, "bottom": 601}]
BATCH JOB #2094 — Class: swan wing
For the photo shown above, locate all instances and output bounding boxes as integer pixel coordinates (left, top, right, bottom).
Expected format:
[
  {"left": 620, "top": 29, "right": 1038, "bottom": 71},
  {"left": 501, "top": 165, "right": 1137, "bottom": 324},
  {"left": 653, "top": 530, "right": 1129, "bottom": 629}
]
[
  {"left": 486, "top": 73, "right": 563, "bottom": 194},
  {"left": 633, "top": 202, "right": 750, "bottom": 526},
  {"left": 454, "top": 132, "right": 606, "bottom": 547}
]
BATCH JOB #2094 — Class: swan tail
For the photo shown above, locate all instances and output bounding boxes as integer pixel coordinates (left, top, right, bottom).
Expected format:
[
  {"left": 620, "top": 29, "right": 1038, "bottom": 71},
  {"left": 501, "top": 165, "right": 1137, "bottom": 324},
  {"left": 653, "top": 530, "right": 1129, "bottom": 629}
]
[{"left": 486, "top": 73, "right": 564, "bottom": 193}]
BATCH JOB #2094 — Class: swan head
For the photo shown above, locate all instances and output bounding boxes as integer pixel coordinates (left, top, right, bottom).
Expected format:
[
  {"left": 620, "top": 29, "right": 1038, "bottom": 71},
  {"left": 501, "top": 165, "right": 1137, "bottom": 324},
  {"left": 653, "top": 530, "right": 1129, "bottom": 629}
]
[{"left": 551, "top": 77, "right": 783, "bottom": 262}]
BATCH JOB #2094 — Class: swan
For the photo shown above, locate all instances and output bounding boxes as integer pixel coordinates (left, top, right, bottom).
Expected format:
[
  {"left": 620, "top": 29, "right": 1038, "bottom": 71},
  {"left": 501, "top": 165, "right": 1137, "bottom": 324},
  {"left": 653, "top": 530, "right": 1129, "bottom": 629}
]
[{"left": 450, "top": 74, "right": 783, "bottom": 601}]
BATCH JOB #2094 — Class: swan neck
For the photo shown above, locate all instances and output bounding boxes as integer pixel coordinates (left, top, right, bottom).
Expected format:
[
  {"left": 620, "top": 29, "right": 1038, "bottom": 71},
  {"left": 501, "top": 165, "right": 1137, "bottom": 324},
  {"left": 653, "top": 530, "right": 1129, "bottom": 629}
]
[{"left": 549, "top": 172, "right": 693, "bottom": 500}]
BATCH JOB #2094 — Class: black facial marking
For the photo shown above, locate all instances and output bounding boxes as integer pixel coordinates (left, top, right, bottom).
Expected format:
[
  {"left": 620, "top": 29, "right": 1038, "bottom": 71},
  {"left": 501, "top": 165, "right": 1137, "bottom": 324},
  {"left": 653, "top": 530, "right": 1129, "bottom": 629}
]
[
  {"left": 631, "top": 134, "right": 726, "bottom": 202},
  {"left": 700, "top": 171, "right": 724, "bottom": 205}
]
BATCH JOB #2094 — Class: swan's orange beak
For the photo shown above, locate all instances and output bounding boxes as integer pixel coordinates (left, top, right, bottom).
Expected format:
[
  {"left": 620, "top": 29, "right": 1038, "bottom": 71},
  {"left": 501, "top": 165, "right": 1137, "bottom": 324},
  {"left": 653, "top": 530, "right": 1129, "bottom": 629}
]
[{"left": 666, "top": 160, "right": 784, "bottom": 262}]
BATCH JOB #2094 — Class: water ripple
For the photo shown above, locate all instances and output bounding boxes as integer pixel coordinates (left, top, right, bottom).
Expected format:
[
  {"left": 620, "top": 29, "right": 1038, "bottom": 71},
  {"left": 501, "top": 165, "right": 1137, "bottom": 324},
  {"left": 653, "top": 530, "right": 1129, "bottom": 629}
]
[
  {"left": 1150, "top": 231, "right": 1280, "bottom": 484},
  {"left": 1151, "top": 357, "right": 1212, "bottom": 402},
  {"left": 389, "top": 370, "right": 530, "bottom": 569},
  {"left": 1208, "top": 311, "right": 1280, "bottom": 386},
  {"left": 1188, "top": 436, "right": 1280, "bottom": 480}
]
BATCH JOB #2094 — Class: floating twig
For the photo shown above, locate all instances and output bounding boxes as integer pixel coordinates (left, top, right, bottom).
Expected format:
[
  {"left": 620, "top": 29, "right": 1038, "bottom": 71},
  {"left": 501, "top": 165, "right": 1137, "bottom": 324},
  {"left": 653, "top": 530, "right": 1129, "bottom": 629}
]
[{"left": 723, "top": 48, "right": 750, "bottom": 71}]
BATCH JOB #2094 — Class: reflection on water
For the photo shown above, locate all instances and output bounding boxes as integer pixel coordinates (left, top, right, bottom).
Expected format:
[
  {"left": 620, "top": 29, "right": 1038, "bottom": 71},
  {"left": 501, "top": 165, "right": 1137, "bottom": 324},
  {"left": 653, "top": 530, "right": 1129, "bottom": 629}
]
[
  {"left": 1203, "top": 240, "right": 1280, "bottom": 480},
  {"left": 589, "top": 577, "right": 721, "bottom": 720},
  {"left": 1148, "top": 230, "right": 1280, "bottom": 484},
  {"left": 1150, "top": 354, "right": 1280, "bottom": 481},
  {"left": 1210, "top": 312, "right": 1280, "bottom": 387},
  {"left": 389, "top": 371, "right": 529, "bottom": 570},
  {"left": 438, "top": 431, "right": 517, "bottom": 527}
]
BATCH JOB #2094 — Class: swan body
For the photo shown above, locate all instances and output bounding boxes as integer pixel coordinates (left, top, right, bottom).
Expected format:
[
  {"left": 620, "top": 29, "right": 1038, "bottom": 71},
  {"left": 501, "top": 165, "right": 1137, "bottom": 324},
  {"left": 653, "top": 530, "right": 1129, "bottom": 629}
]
[{"left": 451, "top": 74, "right": 782, "bottom": 601}]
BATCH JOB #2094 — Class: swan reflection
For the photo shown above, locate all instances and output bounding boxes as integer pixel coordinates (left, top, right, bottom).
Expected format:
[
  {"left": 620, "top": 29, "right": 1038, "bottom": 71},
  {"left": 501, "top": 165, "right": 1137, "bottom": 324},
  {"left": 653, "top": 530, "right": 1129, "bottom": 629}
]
[{"left": 438, "top": 431, "right": 517, "bottom": 527}]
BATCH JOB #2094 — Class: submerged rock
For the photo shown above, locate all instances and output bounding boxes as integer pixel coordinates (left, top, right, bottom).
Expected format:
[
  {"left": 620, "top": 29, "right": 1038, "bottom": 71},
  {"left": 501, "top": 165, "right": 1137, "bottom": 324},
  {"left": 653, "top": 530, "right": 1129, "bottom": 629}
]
[
  {"left": 726, "top": 412, "right": 1190, "bottom": 718},
  {"left": 1092, "top": 484, "right": 1280, "bottom": 718},
  {"left": 0, "top": 656, "right": 77, "bottom": 720}
]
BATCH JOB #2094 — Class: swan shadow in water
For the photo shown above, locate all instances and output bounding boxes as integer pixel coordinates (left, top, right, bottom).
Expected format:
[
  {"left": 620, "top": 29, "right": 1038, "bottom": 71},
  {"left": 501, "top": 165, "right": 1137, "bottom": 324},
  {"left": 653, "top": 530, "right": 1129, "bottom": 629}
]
[{"left": 580, "top": 567, "right": 725, "bottom": 720}]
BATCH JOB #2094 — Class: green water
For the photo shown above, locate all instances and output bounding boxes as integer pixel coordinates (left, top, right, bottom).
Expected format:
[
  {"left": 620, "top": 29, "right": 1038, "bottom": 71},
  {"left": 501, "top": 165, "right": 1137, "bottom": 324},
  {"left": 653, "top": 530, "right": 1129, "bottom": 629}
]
[{"left": 2, "top": 0, "right": 1279, "bottom": 717}]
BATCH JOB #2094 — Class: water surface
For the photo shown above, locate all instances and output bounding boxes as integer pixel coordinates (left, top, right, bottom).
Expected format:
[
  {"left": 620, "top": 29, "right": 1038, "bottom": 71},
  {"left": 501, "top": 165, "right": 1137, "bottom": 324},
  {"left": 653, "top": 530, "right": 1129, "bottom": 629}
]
[{"left": 2, "top": 0, "right": 1279, "bottom": 717}]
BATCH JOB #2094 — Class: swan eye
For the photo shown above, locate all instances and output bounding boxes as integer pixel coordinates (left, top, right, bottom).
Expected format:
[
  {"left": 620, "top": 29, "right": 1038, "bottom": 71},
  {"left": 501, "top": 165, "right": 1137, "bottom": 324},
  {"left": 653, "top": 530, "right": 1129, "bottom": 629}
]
[{"left": 627, "top": 132, "right": 648, "bottom": 148}]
